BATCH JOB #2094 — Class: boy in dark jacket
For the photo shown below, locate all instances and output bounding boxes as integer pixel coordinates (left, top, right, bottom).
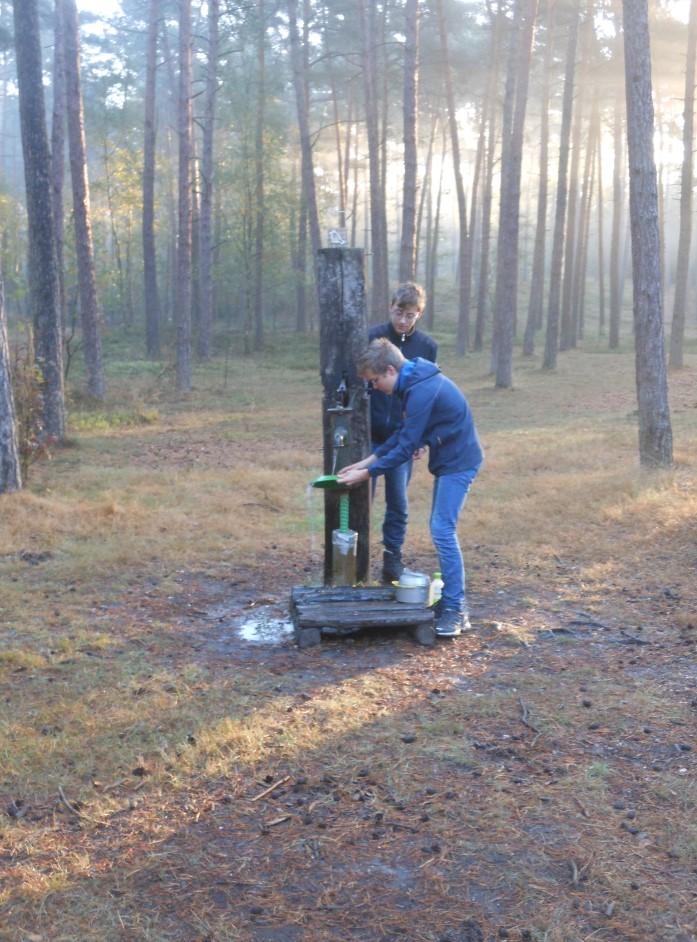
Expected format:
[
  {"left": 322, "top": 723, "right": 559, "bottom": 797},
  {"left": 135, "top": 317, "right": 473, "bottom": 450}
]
[
  {"left": 369, "top": 283, "right": 437, "bottom": 584},
  {"left": 338, "top": 338, "right": 483, "bottom": 638}
]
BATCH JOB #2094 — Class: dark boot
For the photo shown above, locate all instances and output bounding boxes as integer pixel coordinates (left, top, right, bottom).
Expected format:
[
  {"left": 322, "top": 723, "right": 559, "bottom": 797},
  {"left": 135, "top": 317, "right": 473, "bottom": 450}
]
[{"left": 382, "top": 549, "right": 404, "bottom": 584}]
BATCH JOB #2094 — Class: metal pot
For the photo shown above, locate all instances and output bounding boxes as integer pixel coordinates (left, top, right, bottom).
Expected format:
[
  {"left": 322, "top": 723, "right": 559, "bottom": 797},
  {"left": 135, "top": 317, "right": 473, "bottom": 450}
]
[{"left": 392, "top": 571, "right": 430, "bottom": 604}]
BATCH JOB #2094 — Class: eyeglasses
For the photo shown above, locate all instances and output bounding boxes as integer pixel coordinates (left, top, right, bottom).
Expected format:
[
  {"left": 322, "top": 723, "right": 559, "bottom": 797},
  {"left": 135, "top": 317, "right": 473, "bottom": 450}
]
[{"left": 391, "top": 310, "right": 419, "bottom": 323}]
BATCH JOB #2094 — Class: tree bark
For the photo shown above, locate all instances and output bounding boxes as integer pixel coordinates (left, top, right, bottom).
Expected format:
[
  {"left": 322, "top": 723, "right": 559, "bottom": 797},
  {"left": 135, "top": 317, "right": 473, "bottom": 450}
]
[
  {"left": 13, "top": 0, "right": 66, "bottom": 440},
  {"left": 399, "top": 0, "right": 419, "bottom": 281},
  {"left": 414, "top": 111, "right": 437, "bottom": 276},
  {"left": 609, "top": 84, "right": 624, "bottom": 349},
  {"left": 436, "top": 0, "right": 471, "bottom": 353},
  {"left": 295, "top": 176, "right": 308, "bottom": 332},
  {"left": 572, "top": 98, "right": 598, "bottom": 341},
  {"left": 253, "top": 0, "right": 265, "bottom": 351},
  {"left": 198, "top": 0, "right": 220, "bottom": 360},
  {"left": 560, "top": 55, "right": 585, "bottom": 350},
  {"left": 425, "top": 124, "right": 446, "bottom": 330},
  {"left": 622, "top": 0, "right": 673, "bottom": 467},
  {"left": 596, "top": 119, "right": 606, "bottom": 335},
  {"left": 360, "top": 0, "right": 389, "bottom": 322},
  {"left": 523, "top": 0, "right": 553, "bottom": 355},
  {"left": 0, "top": 280, "right": 21, "bottom": 493},
  {"left": 543, "top": 4, "right": 579, "bottom": 370},
  {"left": 143, "top": 0, "right": 161, "bottom": 358},
  {"left": 493, "top": 0, "right": 538, "bottom": 388},
  {"left": 475, "top": 3, "right": 503, "bottom": 353},
  {"left": 64, "top": 0, "right": 105, "bottom": 400},
  {"left": 669, "top": 0, "right": 697, "bottom": 369},
  {"left": 176, "top": 0, "right": 193, "bottom": 391},
  {"left": 51, "top": 0, "right": 66, "bottom": 338},
  {"left": 288, "top": 0, "right": 322, "bottom": 304}
]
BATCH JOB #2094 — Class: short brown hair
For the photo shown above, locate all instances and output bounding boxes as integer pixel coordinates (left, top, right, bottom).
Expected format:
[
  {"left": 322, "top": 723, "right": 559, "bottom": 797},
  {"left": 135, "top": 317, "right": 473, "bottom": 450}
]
[
  {"left": 357, "top": 338, "right": 405, "bottom": 376},
  {"left": 391, "top": 281, "right": 426, "bottom": 311}
]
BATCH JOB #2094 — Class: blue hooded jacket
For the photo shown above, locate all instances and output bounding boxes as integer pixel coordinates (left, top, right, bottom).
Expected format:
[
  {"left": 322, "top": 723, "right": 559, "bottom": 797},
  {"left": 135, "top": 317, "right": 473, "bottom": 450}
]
[
  {"left": 368, "top": 322, "right": 437, "bottom": 444},
  {"left": 369, "top": 358, "right": 483, "bottom": 479}
]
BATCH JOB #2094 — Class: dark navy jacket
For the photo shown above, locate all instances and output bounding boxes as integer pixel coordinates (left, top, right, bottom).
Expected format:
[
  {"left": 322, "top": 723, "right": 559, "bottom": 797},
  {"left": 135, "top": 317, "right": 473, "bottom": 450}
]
[
  {"left": 370, "top": 358, "right": 483, "bottom": 479},
  {"left": 368, "top": 322, "right": 437, "bottom": 444}
]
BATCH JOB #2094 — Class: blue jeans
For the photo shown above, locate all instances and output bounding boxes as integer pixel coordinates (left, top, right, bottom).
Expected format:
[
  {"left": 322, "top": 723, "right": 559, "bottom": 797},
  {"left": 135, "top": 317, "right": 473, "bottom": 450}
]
[
  {"left": 371, "top": 450, "right": 413, "bottom": 555},
  {"left": 430, "top": 470, "right": 477, "bottom": 613}
]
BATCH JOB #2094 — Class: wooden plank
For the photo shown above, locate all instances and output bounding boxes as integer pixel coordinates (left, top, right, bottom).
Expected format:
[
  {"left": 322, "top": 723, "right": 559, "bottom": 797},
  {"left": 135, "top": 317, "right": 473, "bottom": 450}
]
[
  {"left": 291, "top": 586, "right": 394, "bottom": 605},
  {"left": 295, "top": 606, "right": 434, "bottom": 629},
  {"left": 294, "top": 601, "right": 429, "bottom": 618}
]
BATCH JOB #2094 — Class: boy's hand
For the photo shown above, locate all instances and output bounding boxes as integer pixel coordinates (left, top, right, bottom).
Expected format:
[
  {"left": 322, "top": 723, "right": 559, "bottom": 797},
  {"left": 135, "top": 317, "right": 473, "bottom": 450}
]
[
  {"left": 338, "top": 459, "right": 364, "bottom": 474},
  {"left": 337, "top": 467, "right": 369, "bottom": 486},
  {"left": 413, "top": 447, "right": 427, "bottom": 461}
]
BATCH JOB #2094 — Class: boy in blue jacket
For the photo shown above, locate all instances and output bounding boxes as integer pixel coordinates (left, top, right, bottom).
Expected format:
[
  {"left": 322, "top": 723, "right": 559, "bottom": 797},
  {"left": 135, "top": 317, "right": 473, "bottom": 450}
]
[
  {"left": 369, "top": 283, "right": 437, "bottom": 584},
  {"left": 338, "top": 338, "right": 483, "bottom": 638}
]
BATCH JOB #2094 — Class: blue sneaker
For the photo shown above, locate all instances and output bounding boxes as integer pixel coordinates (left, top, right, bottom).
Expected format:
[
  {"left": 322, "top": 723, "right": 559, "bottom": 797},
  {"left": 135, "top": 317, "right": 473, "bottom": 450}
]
[{"left": 435, "top": 609, "right": 466, "bottom": 637}]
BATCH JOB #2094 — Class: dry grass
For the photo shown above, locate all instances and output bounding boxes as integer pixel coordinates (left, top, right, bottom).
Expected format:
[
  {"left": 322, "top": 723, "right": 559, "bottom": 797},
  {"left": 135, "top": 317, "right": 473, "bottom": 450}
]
[{"left": 1, "top": 333, "right": 697, "bottom": 941}]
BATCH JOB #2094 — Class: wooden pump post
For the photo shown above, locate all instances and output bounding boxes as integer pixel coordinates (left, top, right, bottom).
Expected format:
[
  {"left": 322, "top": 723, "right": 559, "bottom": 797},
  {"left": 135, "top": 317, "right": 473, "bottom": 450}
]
[{"left": 317, "top": 248, "right": 371, "bottom": 584}]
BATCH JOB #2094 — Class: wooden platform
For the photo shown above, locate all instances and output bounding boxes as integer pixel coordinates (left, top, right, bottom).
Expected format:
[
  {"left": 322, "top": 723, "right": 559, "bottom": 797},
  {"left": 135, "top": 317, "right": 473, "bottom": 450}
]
[{"left": 290, "top": 585, "right": 436, "bottom": 647}]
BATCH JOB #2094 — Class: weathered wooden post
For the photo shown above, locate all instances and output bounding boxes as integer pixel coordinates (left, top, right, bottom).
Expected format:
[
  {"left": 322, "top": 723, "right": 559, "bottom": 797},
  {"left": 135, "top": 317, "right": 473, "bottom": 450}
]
[{"left": 317, "top": 248, "right": 371, "bottom": 584}]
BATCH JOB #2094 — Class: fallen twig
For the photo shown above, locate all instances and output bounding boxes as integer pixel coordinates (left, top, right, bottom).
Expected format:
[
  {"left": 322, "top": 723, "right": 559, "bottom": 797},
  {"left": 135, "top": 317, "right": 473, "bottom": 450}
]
[
  {"left": 618, "top": 630, "right": 651, "bottom": 646},
  {"left": 573, "top": 796, "right": 590, "bottom": 819},
  {"left": 519, "top": 698, "right": 541, "bottom": 735},
  {"left": 251, "top": 775, "right": 291, "bottom": 802},
  {"left": 569, "top": 859, "right": 580, "bottom": 887},
  {"left": 58, "top": 785, "right": 83, "bottom": 818}
]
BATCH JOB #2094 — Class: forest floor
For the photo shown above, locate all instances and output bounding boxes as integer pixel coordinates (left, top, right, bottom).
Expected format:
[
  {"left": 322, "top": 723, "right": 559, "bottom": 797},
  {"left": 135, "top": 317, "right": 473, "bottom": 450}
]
[{"left": 1, "top": 331, "right": 697, "bottom": 942}]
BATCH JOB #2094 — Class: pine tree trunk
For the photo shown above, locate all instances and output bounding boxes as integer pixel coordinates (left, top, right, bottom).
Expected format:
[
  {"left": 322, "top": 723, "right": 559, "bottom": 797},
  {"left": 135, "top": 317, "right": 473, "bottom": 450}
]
[
  {"left": 669, "top": 0, "right": 697, "bottom": 369},
  {"left": 143, "top": 0, "right": 161, "bottom": 358},
  {"left": 436, "top": 0, "right": 471, "bottom": 353},
  {"left": 543, "top": 4, "right": 579, "bottom": 370},
  {"left": 197, "top": 0, "right": 217, "bottom": 359},
  {"left": 493, "top": 0, "right": 538, "bottom": 388},
  {"left": 399, "top": 0, "right": 419, "bottom": 281},
  {"left": 295, "top": 179, "right": 308, "bottom": 332},
  {"left": 474, "top": 3, "right": 503, "bottom": 353},
  {"left": 414, "top": 112, "right": 437, "bottom": 276},
  {"left": 596, "top": 122, "right": 606, "bottom": 335},
  {"left": 51, "top": 0, "right": 66, "bottom": 337},
  {"left": 609, "top": 86, "right": 624, "bottom": 349},
  {"left": 572, "top": 99, "right": 598, "bottom": 342},
  {"left": 425, "top": 125, "right": 446, "bottom": 330},
  {"left": 14, "top": 0, "right": 66, "bottom": 440},
  {"left": 176, "top": 0, "right": 193, "bottom": 390},
  {"left": 560, "top": 69, "right": 584, "bottom": 350},
  {"left": 253, "top": 0, "right": 265, "bottom": 351},
  {"left": 360, "top": 0, "right": 389, "bottom": 322},
  {"left": 191, "top": 138, "right": 201, "bottom": 339},
  {"left": 622, "top": 0, "right": 673, "bottom": 467},
  {"left": 0, "top": 280, "right": 21, "bottom": 493},
  {"left": 64, "top": 0, "right": 105, "bottom": 400},
  {"left": 287, "top": 0, "right": 322, "bottom": 295},
  {"left": 523, "top": 0, "right": 554, "bottom": 355}
]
